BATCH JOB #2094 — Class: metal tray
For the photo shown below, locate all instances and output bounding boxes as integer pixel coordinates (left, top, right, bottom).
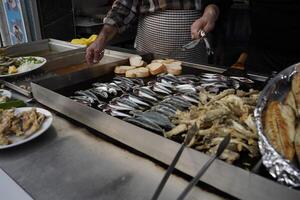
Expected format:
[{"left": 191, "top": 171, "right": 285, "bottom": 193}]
[
  {"left": 31, "top": 57, "right": 300, "bottom": 200},
  {"left": 1, "top": 44, "right": 135, "bottom": 97},
  {"left": 1, "top": 39, "right": 84, "bottom": 58}
]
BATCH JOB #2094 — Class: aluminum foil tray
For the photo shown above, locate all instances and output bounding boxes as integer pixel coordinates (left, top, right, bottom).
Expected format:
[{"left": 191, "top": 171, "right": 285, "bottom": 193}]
[{"left": 255, "top": 62, "right": 300, "bottom": 187}]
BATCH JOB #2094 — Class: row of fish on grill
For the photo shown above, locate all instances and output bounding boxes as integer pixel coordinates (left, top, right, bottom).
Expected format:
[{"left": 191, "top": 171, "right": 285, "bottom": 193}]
[{"left": 70, "top": 73, "right": 254, "bottom": 133}]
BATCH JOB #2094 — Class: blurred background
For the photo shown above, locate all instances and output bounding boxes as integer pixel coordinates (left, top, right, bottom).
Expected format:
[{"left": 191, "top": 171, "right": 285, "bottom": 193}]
[{"left": 0, "top": 0, "right": 251, "bottom": 66}]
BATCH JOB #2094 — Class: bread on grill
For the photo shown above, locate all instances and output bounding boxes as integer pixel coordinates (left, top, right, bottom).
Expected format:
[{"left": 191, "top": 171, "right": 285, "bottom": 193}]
[
  {"left": 146, "top": 63, "right": 166, "bottom": 75},
  {"left": 129, "top": 55, "right": 146, "bottom": 67},
  {"left": 114, "top": 66, "right": 136, "bottom": 74},
  {"left": 125, "top": 67, "right": 150, "bottom": 78}
]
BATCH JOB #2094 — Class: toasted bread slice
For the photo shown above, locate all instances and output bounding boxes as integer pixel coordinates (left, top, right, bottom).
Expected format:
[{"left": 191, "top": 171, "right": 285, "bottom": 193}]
[
  {"left": 125, "top": 67, "right": 150, "bottom": 78},
  {"left": 146, "top": 63, "right": 166, "bottom": 75},
  {"left": 292, "top": 73, "right": 300, "bottom": 116},
  {"left": 162, "top": 59, "right": 176, "bottom": 64},
  {"left": 151, "top": 59, "right": 165, "bottom": 64},
  {"left": 114, "top": 66, "right": 136, "bottom": 74},
  {"left": 129, "top": 55, "right": 146, "bottom": 67},
  {"left": 264, "top": 101, "right": 296, "bottom": 160},
  {"left": 164, "top": 61, "right": 182, "bottom": 76}
]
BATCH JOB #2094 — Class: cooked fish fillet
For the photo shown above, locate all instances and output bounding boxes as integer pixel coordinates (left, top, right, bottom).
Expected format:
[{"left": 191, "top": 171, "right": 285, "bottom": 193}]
[
  {"left": 295, "top": 124, "right": 300, "bottom": 164},
  {"left": 264, "top": 101, "right": 295, "bottom": 161},
  {"left": 284, "top": 90, "right": 297, "bottom": 115},
  {"left": 280, "top": 103, "right": 296, "bottom": 143},
  {"left": 292, "top": 73, "right": 300, "bottom": 116}
]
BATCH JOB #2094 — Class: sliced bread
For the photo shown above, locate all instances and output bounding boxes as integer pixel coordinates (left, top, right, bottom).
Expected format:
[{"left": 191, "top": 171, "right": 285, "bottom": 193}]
[
  {"left": 162, "top": 59, "right": 176, "bottom": 64},
  {"left": 114, "top": 66, "right": 136, "bottom": 74},
  {"left": 146, "top": 62, "right": 166, "bottom": 75},
  {"left": 129, "top": 55, "right": 146, "bottom": 67},
  {"left": 125, "top": 67, "right": 150, "bottom": 78},
  {"left": 164, "top": 61, "right": 182, "bottom": 76},
  {"left": 151, "top": 59, "right": 165, "bottom": 64}
]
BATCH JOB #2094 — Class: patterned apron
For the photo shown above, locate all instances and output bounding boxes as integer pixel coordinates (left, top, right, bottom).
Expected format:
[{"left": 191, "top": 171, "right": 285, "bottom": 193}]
[{"left": 135, "top": 10, "right": 208, "bottom": 64}]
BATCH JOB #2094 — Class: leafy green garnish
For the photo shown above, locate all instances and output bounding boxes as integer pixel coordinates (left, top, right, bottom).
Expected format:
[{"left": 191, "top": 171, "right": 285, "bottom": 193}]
[{"left": 0, "top": 100, "right": 26, "bottom": 109}]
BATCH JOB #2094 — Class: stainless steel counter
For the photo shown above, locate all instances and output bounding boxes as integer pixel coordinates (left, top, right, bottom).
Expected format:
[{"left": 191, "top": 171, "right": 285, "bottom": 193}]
[{"left": 0, "top": 108, "right": 224, "bottom": 200}]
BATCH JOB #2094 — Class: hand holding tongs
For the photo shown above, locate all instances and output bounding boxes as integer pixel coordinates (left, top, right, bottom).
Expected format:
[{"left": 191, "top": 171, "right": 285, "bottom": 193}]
[
  {"left": 181, "top": 30, "right": 214, "bottom": 55},
  {"left": 151, "top": 124, "right": 198, "bottom": 200},
  {"left": 176, "top": 134, "right": 231, "bottom": 200}
]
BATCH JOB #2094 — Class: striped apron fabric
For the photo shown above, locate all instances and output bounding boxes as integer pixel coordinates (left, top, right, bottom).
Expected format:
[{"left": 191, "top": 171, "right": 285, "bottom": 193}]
[{"left": 135, "top": 10, "right": 208, "bottom": 64}]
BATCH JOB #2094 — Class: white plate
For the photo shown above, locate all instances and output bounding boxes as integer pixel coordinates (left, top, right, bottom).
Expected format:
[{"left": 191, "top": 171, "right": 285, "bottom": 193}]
[
  {"left": 0, "top": 107, "right": 53, "bottom": 149},
  {"left": 0, "top": 56, "right": 47, "bottom": 78},
  {"left": 0, "top": 89, "right": 12, "bottom": 99}
]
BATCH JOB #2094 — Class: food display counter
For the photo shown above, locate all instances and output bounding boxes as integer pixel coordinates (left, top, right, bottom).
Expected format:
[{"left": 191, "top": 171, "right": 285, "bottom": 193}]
[
  {"left": 30, "top": 55, "right": 300, "bottom": 200},
  {"left": 0, "top": 40, "right": 299, "bottom": 200},
  {"left": 0, "top": 99, "right": 222, "bottom": 200}
]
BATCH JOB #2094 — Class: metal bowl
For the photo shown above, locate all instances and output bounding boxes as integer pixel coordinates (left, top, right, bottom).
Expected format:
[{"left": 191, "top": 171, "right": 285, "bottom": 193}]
[{"left": 254, "top": 62, "right": 300, "bottom": 187}]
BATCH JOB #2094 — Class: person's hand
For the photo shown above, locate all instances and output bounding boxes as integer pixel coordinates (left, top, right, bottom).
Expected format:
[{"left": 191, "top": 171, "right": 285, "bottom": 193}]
[
  {"left": 85, "top": 37, "right": 106, "bottom": 65},
  {"left": 191, "top": 4, "right": 219, "bottom": 39},
  {"left": 85, "top": 25, "right": 118, "bottom": 64}
]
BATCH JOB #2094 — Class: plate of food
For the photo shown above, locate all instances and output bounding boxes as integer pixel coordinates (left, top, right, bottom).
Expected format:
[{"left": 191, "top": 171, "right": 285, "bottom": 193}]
[
  {"left": 0, "top": 107, "right": 53, "bottom": 149},
  {"left": 0, "top": 56, "right": 47, "bottom": 78}
]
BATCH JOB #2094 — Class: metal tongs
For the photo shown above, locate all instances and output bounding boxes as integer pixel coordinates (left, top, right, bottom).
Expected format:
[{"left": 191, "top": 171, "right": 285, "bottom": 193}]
[
  {"left": 151, "top": 124, "right": 198, "bottom": 200},
  {"left": 176, "top": 134, "right": 231, "bottom": 200},
  {"left": 181, "top": 30, "right": 214, "bottom": 55}
]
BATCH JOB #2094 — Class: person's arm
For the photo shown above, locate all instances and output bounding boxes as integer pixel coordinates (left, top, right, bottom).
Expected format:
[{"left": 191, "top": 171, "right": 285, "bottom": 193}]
[
  {"left": 86, "top": 0, "right": 138, "bottom": 64},
  {"left": 86, "top": 25, "right": 117, "bottom": 65}
]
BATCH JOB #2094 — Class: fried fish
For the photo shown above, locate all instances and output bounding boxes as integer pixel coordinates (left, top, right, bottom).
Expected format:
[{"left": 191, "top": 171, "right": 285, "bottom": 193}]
[{"left": 264, "top": 101, "right": 295, "bottom": 161}]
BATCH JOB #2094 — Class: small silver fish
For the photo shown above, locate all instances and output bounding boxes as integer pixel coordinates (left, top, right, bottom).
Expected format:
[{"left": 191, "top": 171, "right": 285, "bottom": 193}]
[
  {"left": 75, "top": 90, "right": 104, "bottom": 103},
  {"left": 229, "top": 76, "right": 254, "bottom": 84},
  {"left": 90, "top": 88, "right": 109, "bottom": 99},
  {"left": 70, "top": 96, "right": 93, "bottom": 106},
  {"left": 122, "top": 94, "right": 151, "bottom": 107},
  {"left": 152, "top": 83, "right": 172, "bottom": 95},
  {"left": 103, "top": 108, "right": 132, "bottom": 118},
  {"left": 175, "top": 84, "right": 197, "bottom": 93},
  {"left": 124, "top": 116, "right": 164, "bottom": 133},
  {"left": 112, "top": 97, "right": 142, "bottom": 110},
  {"left": 101, "top": 102, "right": 136, "bottom": 111},
  {"left": 136, "top": 90, "right": 158, "bottom": 102},
  {"left": 175, "top": 93, "right": 199, "bottom": 104},
  {"left": 134, "top": 111, "right": 175, "bottom": 130}
]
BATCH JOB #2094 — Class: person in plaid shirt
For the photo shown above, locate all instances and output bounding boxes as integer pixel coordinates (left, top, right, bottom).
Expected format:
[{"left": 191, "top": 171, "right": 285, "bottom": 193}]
[{"left": 86, "top": 0, "right": 226, "bottom": 64}]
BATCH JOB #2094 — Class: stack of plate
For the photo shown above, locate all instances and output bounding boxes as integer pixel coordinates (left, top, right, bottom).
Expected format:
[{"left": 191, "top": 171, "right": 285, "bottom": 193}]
[{"left": 135, "top": 10, "right": 208, "bottom": 64}]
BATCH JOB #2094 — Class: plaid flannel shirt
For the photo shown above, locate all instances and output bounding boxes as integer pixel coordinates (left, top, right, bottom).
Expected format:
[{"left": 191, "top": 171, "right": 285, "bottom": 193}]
[{"left": 104, "top": 0, "right": 222, "bottom": 33}]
